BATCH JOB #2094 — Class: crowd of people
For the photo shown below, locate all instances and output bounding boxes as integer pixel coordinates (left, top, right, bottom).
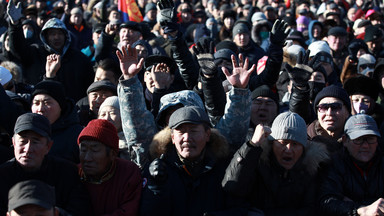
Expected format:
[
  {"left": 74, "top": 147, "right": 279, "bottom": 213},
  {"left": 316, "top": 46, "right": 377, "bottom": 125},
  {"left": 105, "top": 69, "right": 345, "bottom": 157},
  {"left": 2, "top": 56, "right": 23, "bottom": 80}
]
[{"left": 1, "top": 0, "right": 384, "bottom": 214}]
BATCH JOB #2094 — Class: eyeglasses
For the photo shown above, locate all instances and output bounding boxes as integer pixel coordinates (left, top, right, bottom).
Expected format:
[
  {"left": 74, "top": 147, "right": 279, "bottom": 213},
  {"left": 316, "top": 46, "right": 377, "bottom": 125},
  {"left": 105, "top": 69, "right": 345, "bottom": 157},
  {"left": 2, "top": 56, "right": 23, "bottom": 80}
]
[
  {"left": 317, "top": 102, "right": 343, "bottom": 113},
  {"left": 359, "top": 64, "right": 375, "bottom": 69},
  {"left": 350, "top": 136, "right": 377, "bottom": 145}
]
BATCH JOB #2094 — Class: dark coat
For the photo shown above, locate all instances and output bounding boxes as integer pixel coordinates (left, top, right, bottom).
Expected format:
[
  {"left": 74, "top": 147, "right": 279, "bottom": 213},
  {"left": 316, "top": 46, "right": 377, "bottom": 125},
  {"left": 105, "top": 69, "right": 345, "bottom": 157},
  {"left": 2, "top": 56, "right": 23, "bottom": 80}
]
[
  {"left": 0, "top": 155, "right": 90, "bottom": 215},
  {"left": 238, "top": 40, "right": 265, "bottom": 70},
  {"left": 319, "top": 149, "right": 384, "bottom": 215},
  {"left": 50, "top": 99, "right": 83, "bottom": 163},
  {"left": 222, "top": 140, "right": 329, "bottom": 216},
  {"left": 307, "top": 120, "right": 344, "bottom": 154},
  {"left": 140, "top": 127, "right": 245, "bottom": 216}
]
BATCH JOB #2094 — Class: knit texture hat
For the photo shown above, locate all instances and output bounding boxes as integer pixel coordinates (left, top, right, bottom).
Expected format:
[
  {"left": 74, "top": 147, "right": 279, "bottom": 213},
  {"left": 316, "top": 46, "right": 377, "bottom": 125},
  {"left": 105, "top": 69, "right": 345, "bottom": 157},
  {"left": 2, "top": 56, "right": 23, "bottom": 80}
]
[
  {"left": 270, "top": 112, "right": 307, "bottom": 147},
  {"left": 232, "top": 23, "right": 250, "bottom": 37},
  {"left": 251, "top": 12, "right": 267, "bottom": 24},
  {"left": 32, "top": 80, "right": 66, "bottom": 111},
  {"left": 99, "top": 96, "right": 119, "bottom": 115},
  {"left": 78, "top": 119, "right": 119, "bottom": 151},
  {"left": 313, "top": 85, "right": 351, "bottom": 113},
  {"left": 251, "top": 85, "right": 279, "bottom": 106},
  {"left": 145, "top": 3, "right": 156, "bottom": 14}
]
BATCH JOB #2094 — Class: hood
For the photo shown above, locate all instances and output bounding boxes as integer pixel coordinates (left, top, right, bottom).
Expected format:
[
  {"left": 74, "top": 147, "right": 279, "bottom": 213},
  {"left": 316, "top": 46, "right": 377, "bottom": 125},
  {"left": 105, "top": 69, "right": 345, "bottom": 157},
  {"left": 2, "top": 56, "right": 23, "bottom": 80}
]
[
  {"left": 40, "top": 18, "right": 71, "bottom": 55},
  {"left": 307, "top": 20, "right": 323, "bottom": 41},
  {"left": 156, "top": 90, "right": 205, "bottom": 126},
  {"left": 251, "top": 20, "right": 271, "bottom": 44},
  {"left": 149, "top": 127, "right": 229, "bottom": 160},
  {"left": 259, "top": 139, "right": 330, "bottom": 176}
]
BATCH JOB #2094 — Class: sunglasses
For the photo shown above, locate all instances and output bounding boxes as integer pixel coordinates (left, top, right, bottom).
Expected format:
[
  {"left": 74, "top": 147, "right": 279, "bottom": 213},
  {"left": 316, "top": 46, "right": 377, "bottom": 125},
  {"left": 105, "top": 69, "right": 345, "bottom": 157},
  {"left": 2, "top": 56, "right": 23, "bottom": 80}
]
[
  {"left": 359, "top": 64, "right": 375, "bottom": 69},
  {"left": 316, "top": 102, "right": 343, "bottom": 113}
]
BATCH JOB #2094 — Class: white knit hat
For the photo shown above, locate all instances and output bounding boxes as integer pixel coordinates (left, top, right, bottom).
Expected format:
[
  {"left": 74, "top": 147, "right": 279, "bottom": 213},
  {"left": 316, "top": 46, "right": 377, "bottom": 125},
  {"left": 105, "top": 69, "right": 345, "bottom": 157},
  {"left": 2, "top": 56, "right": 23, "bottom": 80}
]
[
  {"left": 270, "top": 112, "right": 307, "bottom": 147},
  {"left": 99, "top": 96, "right": 119, "bottom": 115},
  {"left": 0, "top": 66, "right": 12, "bottom": 86}
]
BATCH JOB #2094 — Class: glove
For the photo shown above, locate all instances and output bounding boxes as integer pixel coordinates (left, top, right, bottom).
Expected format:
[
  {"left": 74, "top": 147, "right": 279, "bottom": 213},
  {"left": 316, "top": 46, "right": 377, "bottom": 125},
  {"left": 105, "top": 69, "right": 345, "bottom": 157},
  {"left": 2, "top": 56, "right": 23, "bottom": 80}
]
[
  {"left": 193, "top": 39, "right": 217, "bottom": 77},
  {"left": 157, "top": 0, "right": 178, "bottom": 33},
  {"left": 348, "top": 41, "right": 362, "bottom": 63},
  {"left": 270, "top": 19, "right": 290, "bottom": 46},
  {"left": 7, "top": 0, "right": 22, "bottom": 25},
  {"left": 287, "top": 51, "right": 313, "bottom": 87},
  {"left": 149, "top": 154, "right": 167, "bottom": 183}
]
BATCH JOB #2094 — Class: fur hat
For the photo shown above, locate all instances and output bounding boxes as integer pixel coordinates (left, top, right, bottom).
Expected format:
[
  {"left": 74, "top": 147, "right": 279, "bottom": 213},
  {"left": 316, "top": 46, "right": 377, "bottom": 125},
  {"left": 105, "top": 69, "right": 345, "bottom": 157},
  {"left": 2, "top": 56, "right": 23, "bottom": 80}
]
[
  {"left": 344, "top": 76, "right": 380, "bottom": 100},
  {"left": 78, "top": 119, "right": 119, "bottom": 151}
]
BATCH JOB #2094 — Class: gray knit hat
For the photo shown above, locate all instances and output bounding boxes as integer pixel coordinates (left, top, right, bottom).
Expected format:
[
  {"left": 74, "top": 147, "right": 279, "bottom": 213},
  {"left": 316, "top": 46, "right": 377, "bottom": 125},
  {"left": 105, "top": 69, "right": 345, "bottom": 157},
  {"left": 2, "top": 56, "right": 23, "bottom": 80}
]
[
  {"left": 270, "top": 112, "right": 307, "bottom": 147},
  {"left": 99, "top": 96, "right": 119, "bottom": 115}
]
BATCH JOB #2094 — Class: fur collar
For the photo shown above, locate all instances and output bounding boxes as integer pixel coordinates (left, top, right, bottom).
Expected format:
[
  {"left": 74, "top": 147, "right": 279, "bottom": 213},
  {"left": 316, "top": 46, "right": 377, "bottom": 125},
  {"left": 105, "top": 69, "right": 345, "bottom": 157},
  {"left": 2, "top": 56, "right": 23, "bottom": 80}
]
[
  {"left": 259, "top": 140, "right": 330, "bottom": 176},
  {"left": 149, "top": 127, "right": 229, "bottom": 160}
]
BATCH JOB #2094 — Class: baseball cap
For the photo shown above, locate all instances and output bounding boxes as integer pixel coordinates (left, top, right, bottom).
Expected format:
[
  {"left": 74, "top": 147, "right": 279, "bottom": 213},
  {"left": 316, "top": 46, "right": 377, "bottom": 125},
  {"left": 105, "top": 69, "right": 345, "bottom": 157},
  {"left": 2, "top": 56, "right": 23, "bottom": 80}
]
[
  {"left": 344, "top": 114, "right": 381, "bottom": 139},
  {"left": 168, "top": 106, "right": 210, "bottom": 129},
  {"left": 8, "top": 180, "right": 55, "bottom": 212},
  {"left": 14, "top": 113, "right": 51, "bottom": 138}
]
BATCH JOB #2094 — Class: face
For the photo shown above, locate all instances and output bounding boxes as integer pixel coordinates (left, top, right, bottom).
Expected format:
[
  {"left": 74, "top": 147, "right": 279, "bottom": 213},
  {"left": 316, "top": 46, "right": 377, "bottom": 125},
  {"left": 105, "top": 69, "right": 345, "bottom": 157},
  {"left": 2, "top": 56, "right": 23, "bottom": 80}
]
[
  {"left": 344, "top": 135, "right": 378, "bottom": 162},
  {"left": 309, "top": 71, "right": 326, "bottom": 83},
  {"left": 70, "top": 13, "right": 82, "bottom": 26},
  {"left": 46, "top": 29, "right": 66, "bottom": 52},
  {"left": 233, "top": 33, "right": 250, "bottom": 47},
  {"left": 94, "top": 68, "right": 117, "bottom": 85},
  {"left": 251, "top": 96, "right": 278, "bottom": 126},
  {"left": 108, "top": 10, "right": 120, "bottom": 21},
  {"left": 366, "top": 39, "right": 382, "bottom": 54},
  {"left": 144, "top": 71, "right": 155, "bottom": 93},
  {"left": 135, "top": 44, "right": 148, "bottom": 61},
  {"left": 88, "top": 90, "right": 115, "bottom": 114},
  {"left": 80, "top": 140, "right": 115, "bottom": 179},
  {"left": 98, "top": 106, "right": 122, "bottom": 131},
  {"left": 119, "top": 28, "right": 142, "bottom": 46},
  {"left": 181, "top": 11, "right": 192, "bottom": 23},
  {"left": 224, "top": 17, "right": 234, "bottom": 29},
  {"left": 327, "top": 35, "right": 347, "bottom": 52},
  {"left": 312, "top": 24, "right": 322, "bottom": 38},
  {"left": 317, "top": 97, "right": 350, "bottom": 135},
  {"left": 92, "top": 31, "right": 101, "bottom": 45},
  {"left": 171, "top": 123, "right": 210, "bottom": 160},
  {"left": 272, "top": 139, "right": 304, "bottom": 170},
  {"left": 8, "top": 205, "right": 56, "bottom": 216},
  {"left": 13, "top": 131, "right": 52, "bottom": 172},
  {"left": 146, "top": 9, "right": 157, "bottom": 21},
  {"left": 351, "top": 94, "right": 371, "bottom": 115},
  {"left": 31, "top": 94, "right": 61, "bottom": 124}
]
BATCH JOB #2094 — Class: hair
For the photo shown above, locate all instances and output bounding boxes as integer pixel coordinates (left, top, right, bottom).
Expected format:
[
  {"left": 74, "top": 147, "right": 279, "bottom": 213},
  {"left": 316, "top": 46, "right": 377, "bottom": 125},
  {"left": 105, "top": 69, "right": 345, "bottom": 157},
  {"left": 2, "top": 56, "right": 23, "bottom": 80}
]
[
  {"left": 1, "top": 61, "right": 22, "bottom": 83},
  {"left": 96, "top": 58, "right": 122, "bottom": 80}
]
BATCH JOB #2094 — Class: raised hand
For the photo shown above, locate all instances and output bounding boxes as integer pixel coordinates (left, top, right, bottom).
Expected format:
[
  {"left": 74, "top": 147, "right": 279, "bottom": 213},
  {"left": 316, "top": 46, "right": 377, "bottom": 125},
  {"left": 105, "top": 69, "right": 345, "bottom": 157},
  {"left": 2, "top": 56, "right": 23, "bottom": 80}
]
[
  {"left": 157, "top": 0, "right": 178, "bottom": 33},
  {"left": 286, "top": 50, "right": 313, "bottom": 88},
  {"left": 222, "top": 54, "right": 255, "bottom": 89},
  {"left": 116, "top": 44, "right": 144, "bottom": 80},
  {"left": 270, "top": 19, "right": 290, "bottom": 46},
  {"left": 7, "top": 0, "right": 22, "bottom": 25},
  {"left": 45, "top": 54, "right": 61, "bottom": 78},
  {"left": 250, "top": 124, "right": 272, "bottom": 147},
  {"left": 193, "top": 39, "right": 217, "bottom": 77},
  {"left": 149, "top": 154, "right": 167, "bottom": 183},
  {"left": 105, "top": 23, "right": 118, "bottom": 36},
  {"left": 151, "top": 63, "right": 173, "bottom": 89}
]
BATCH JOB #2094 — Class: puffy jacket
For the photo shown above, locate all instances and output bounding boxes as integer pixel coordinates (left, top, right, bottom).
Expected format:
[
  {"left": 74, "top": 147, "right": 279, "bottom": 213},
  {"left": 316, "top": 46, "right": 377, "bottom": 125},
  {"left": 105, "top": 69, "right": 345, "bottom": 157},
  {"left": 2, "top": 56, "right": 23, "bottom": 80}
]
[
  {"left": 222, "top": 140, "right": 329, "bottom": 215},
  {"left": 319, "top": 150, "right": 384, "bottom": 215}
]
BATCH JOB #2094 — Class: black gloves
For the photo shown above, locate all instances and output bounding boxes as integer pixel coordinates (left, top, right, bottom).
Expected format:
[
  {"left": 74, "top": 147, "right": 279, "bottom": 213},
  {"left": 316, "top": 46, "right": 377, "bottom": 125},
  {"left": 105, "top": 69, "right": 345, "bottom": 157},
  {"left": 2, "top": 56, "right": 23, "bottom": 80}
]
[
  {"left": 193, "top": 39, "right": 218, "bottom": 77},
  {"left": 348, "top": 40, "right": 365, "bottom": 63},
  {"left": 149, "top": 154, "right": 168, "bottom": 183},
  {"left": 286, "top": 51, "right": 313, "bottom": 88},
  {"left": 157, "top": 0, "right": 179, "bottom": 33},
  {"left": 270, "top": 19, "right": 290, "bottom": 46}
]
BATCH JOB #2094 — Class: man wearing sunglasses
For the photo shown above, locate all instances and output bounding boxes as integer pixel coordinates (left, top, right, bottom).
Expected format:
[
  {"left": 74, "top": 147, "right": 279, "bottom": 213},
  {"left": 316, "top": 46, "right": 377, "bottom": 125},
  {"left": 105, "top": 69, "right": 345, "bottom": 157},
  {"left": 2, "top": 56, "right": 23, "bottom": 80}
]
[
  {"left": 308, "top": 85, "right": 351, "bottom": 153},
  {"left": 319, "top": 114, "right": 384, "bottom": 216}
]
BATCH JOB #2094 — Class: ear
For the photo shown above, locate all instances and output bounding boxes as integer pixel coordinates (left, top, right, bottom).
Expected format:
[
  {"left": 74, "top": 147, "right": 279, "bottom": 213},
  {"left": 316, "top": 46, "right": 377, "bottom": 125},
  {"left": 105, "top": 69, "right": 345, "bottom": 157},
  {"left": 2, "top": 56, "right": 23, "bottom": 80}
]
[
  {"left": 205, "top": 128, "right": 211, "bottom": 142},
  {"left": 46, "top": 139, "right": 54, "bottom": 151}
]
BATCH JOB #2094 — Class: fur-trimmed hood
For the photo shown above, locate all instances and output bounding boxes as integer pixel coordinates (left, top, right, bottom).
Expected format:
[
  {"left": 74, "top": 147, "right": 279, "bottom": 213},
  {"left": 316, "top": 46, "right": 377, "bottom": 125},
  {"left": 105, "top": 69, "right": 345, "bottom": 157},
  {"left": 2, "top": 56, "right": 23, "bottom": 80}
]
[
  {"left": 259, "top": 139, "right": 330, "bottom": 176},
  {"left": 149, "top": 127, "right": 229, "bottom": 160}
]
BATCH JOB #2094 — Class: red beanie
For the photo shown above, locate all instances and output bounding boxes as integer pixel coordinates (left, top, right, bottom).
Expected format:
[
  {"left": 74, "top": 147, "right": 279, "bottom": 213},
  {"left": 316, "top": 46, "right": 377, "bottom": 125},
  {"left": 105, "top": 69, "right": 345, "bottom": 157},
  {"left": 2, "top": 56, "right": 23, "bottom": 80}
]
[{"left": 77, "top": 119, "right": 119, "bottom": 151}]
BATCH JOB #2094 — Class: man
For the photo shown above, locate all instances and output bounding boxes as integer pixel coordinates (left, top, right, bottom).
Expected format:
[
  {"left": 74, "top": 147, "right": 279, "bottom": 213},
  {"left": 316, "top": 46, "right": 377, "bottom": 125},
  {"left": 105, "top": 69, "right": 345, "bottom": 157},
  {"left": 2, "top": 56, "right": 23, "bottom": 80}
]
[
  {"left": 307, "top": 85, "right": 351, "bottom": 153},
  {"left": 356, "top": 54, "right": 376, "bottom": 77},
  {"left": 31, "top": 80, "right": 82, "bottom": 163},
  {"left": 77, "top": 80, "right": 117, "bottom": 126},
  {"left": 319, "top": 114, "right": 384, "bottom": 215},
  {"left": 140, "top": 106, "right": 240, "bottom": 215},
  {"left": 0, "top": 113, "right": 90, "bottom": 215},
  {"left": 327, "top": 27, "right": 348, "bottom": 72},
  {"left": 78, "top": 119, "right": 142, "bottom": 215},
  {"left": 65, "top": 7, "right": 92, "bottom": 50},
  {"left": 364, "top": 25, "right": 384, "bottom": 59},
  {"left": 223, "top": 112, "right": 329, "bottom": 215},
  {"left": 7, "top": 180, "right": 59, "bottom": 216},
  {"left": 7, "top": 2, "right": 94, "bottom": 101}
]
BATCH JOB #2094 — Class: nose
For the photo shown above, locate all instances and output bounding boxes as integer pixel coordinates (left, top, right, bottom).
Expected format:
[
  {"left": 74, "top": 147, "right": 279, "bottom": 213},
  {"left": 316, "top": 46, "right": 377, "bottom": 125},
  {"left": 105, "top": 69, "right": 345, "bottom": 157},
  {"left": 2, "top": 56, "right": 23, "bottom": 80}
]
[
  {"left": 103, "top": 112, "right": 112, "bottom": 121},
  {"left": 23, "top": 141, "right": 32, "bottom": 153},
  {"left": 285, "top": 143, "right": 293, "bottom": 152},
  {"left": 325, "top": 107, "right": 333, "bottom": 115},
  {"left": 182, "top": 132, "right": 191, "bottom": 141},
  {"left": 83, "top": 151, "right": 93, "bottom": 161},
  {"left": 36, "top": 103, "right": 45, "bottom": 112}
]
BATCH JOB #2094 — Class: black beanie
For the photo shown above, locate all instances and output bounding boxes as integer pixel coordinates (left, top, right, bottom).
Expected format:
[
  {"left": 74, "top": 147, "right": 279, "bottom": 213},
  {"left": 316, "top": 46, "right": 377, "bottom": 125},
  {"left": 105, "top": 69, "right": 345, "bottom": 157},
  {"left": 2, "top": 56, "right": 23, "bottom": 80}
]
[
  {"left": 251, "top": 85, "right": 279, "bottom": 111},
  {"left": 32, "top": 80, "right": 67, "bottom": 111},
  {"left": 313, "top": 85, "right": 351, "bottom": 113},
  {"left": 344, "top": 76, "right": 380, "bottom": 100}
]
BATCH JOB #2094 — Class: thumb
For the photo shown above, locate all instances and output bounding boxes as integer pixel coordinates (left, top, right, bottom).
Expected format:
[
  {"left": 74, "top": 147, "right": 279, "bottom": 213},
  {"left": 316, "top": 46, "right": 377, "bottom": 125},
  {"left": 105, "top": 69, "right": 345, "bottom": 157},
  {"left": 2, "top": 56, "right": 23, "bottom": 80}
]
[
  {"left": 222, "top": 66, "right": 231, "bottom": 78},
  {"left": 16, "top": 2, "right": 21, "bottom": 9}
]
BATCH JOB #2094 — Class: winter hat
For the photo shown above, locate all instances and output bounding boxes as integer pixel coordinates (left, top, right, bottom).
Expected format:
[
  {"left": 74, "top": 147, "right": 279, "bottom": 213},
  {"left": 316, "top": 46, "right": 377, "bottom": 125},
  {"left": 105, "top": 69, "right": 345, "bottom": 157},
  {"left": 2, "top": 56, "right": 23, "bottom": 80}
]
[
  {"left": 70, "top": 7, "right": 82, "bottom": 15},
  {"left": 232, "top": 22, "right": 250, "bottom": 37},
  {"left": 286, "top": 30, "right": 306, "bottom": 47},
  {"left": 168, "top": 106, "right": 211, "bottom": 129},
  {"left": 357, "top": 54, "right": 376, "bottom": 75},
  {"left": 145, "top": 3, "right": 157, "bottom": 14},
  {"left": 223, "top": 10, "right": 236, "bottom": 21},
  {"left": 132, "top": 39, "right": 153, "bottom": 56},
  {"left": 0, "top": 66, "right": 12, "bottom": 86},
  {"left": 86, "top": 80, "right": 117, "bottom": 95},
  {"left": 251, "top": 85, "right": 279, "bottom": 110},
  {"left": 328, "top": 26, "right": 347, "bottom": 36},
  {"left": 296, "top": 15, "right": 310, "bottom": 32},
  {"left": 308, "top": 41, "right": 331, "bottom": 57},
  {"left": 32, "top": 80, "right": 66, "bottom": 111},
  {"left": 214, "top": 48, "right": 236, "bottom": 61},
  {"left": 270, "top": 112, "right": 307, "bottom": 147},
  {"left": 313, "top": 85, "right": 351, "bottom": 113},
  {"left": 364, "top": 25, "right": 382, "bottom": 42},
  {"left": 286, "top": 44, "right": 305, "bottom": 56},
  {"left": 99, "top": 96, "right": 119, "bottom": 115},
  {"left": 215, "top": 40, "right": 238, "bottom": 54},
  {"left": 251, "top": 12, "right": 267, "bottom": 24},
  {"left": 344, "top": 76, "right": 380, "bottom": 100},
  {"left": 78, "top": 119, "right": 119, "bottom": 151}
]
